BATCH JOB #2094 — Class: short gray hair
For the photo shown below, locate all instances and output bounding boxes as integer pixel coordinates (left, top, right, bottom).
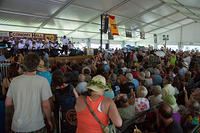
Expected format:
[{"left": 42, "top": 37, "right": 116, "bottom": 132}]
[{"left": 126, "top": 73, "right": 133, "bottom": 81}]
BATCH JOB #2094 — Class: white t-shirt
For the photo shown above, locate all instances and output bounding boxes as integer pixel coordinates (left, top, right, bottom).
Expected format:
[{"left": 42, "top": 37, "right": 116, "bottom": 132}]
[
  {"left": 35, "top": 43, "right": 41, "bottom": 49},
  {"left": 50, "top": 43, "right": 54, "bottom": 49},
  {"left": 8, "top": 40, "right": 15, "bottom": 45},
  {"left": 18, "top": 43, "right": 25, "bottom": 49},
  {"left": 40, "top": 43, "right": 45, "bottom": 49},
  {"left": 7, "top": 75, "right": 52, "bottom": 132},
  {"left": 61, "top": 38, "right": 69, "bottom": 46},
  {"left": 28, "top": 40, "right": 32, "bottom": 50},
  {"left": 22, "top": 39, "right": 26, "bottom": 44},
  {"left": 54, "top": 43, "right": 60, "bottom": 49}
]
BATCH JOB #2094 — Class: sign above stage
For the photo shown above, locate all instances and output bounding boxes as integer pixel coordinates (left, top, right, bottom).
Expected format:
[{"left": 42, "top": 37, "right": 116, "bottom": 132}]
[
  {"left": 0, "top": 31, "right": 57, "bottom": 42},
  {"left": 0, "top": 31, "right": 9, "bottom": 37}
]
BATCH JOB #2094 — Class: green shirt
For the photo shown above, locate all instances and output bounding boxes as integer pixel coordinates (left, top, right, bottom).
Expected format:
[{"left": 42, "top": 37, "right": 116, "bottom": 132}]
[{"left": 170, "top": 56, "right": 176, "bottom": 65}]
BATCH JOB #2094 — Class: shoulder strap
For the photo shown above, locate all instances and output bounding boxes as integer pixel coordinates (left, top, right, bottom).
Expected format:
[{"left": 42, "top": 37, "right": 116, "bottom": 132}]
[{"left": 83, "top": 96, "right": 105, "bottom": 129}]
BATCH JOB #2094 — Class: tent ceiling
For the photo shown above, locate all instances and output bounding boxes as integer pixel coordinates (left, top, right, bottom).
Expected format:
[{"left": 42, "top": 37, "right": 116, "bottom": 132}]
[{"left": 0, "top": 0, "right": 199, "bottom": 42}]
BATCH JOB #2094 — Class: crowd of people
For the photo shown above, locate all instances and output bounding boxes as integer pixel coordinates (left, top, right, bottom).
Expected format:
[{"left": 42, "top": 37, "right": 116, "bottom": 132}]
[{"left": 1, "top": 45, "right": 200, "bottom": 133}]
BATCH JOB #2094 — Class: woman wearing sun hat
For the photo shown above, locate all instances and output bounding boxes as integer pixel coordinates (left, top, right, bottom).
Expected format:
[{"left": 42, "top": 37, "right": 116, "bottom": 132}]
[{"left": 75, "top": 75, "right": 122, "bottom": 133}]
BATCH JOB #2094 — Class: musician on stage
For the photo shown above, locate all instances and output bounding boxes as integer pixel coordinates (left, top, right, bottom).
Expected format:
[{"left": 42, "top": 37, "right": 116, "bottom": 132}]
[
  {"left": 27, "top": 38, "right": 33, "bottom": 50},
  {"left": 8, "top": 37, "right": 15, "bottom": 47},
  {"left": 32, "top": 41, "right": 37, "bottom": 50},
  {"left": 18, "top": 39, "right": 26, "bottom": 49},
  {"left": 18, "top": 39, "right": 26, "bottom": 54},
  {"left": 40, "top": 40, "right": 45, "bottom": 49},
  {"left": 61, "top": 35, "right": 69, "bottom": 55}
]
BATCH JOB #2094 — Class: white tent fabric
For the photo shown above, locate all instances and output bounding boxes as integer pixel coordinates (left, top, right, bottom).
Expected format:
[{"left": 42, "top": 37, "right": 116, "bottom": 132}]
[{"left": 0, "top": 0, "right": 199, "bottom": 42}]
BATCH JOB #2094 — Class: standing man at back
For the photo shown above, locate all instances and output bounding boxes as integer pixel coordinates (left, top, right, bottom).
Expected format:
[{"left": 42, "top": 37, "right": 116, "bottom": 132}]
[
  {"left": 5, "top": 53, "right": 53, "bottom": 133},
  {"left": 61, "top": 35, "right": 69, "bottom": 55}
]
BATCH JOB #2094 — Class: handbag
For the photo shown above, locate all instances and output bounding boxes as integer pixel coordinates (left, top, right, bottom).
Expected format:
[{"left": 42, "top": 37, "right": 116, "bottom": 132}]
[{"left": 83, "top": 96, "right": 116, "bottom": 133}]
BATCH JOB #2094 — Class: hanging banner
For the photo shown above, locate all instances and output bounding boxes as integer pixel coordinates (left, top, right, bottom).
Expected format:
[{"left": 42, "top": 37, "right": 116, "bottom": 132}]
[{"left": 108, "top": 15, "right": 119, "bottom": 35}]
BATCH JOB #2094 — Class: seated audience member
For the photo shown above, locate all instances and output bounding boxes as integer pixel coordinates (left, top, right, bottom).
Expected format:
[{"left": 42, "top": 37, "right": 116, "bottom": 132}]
[
  {"left": 184, "top": 87, "right": 200, "bottom": 106},
  {"left": 135, "top": 86, "right": 150, "bottom": 113},
  {"left": 157, "top": 103, "right": 183, "bottom": 133},
  {"left": 126, "top": 73, "right": 139, "bottom": 91},
  {"left": 178, "top": 62, "right": 189, "bottom": 76},
  {"left": 137, "top": 72, "right": 145, "bottom": 82},
  {"left": 181, "top": 100, "right": 200, "bottom": 133},
  {"left": 162, "top": 95, "right": 181, "bottom": 124},
  {"left": 118, "top": 69, "right": 127, "bottom": 84},
  {"left": 76, "top": 74, "right": 87, "bottom": 94},
  {"left": 110, "top": 73, "right": 121, "bottom": 96},
  {"left": 75, "top": 75, "right": 122, "bottom": 133},
  {"left": 152, "top": 68, "right": 163, "bottom": 85},
  {"left": 37, "top": 59, "right": 52, "bottom": 86},
  {"left": 132, "top": 66, "right": 139, "bottom": 79},
  {"left": 82, "top": 67, "right": 91, "bottom": 82},
  {"left": 51, "top": 71, "right": 77, "bottom": 133},
  {"left": 103, "top": 88, "right": 115, "bottom": 99},
  {"left": 115, "top": 94, "right": 135, "bottom": 121},
  {"left": 162, "top": 76, "right": 176, "bottom": 96},
  {"left": 148, "top": 85, "right": 163, "bottom": 107},
  {"left": 144, "top": 71, "right": 153, "bottom": 88},
  {"left": 120, "top": 74, "right": 135, "bottom": 95}
]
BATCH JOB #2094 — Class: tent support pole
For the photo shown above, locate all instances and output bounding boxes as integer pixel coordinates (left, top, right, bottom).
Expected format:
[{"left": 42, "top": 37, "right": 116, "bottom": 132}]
[{"left": 100, "top": 14, "right": 103, "bottom": 51}]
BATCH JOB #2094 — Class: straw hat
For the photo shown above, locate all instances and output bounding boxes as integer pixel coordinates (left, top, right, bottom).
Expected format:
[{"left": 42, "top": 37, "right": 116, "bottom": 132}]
[
  {"left": 86, "top": 75, "right": 110, "bottom": 92},
  {"left": 162, "top": 95, "right": 179, "bottom": 113},
  {"left": 37, "top": 59, "right": 47, "bottom": 72}
]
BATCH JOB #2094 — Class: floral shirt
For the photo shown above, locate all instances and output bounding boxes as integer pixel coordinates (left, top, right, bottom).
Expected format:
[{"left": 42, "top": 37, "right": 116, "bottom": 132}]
[{"left": 134, "top": 98, "right": 150, "bottom": 113}]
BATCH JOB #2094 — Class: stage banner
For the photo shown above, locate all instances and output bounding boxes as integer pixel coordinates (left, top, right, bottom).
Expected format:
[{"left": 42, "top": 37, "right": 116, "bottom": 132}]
[
  {"left": 109, "top": 15, "right": 119, "bottom": 35},
  {"left": 32, "top": 33, "right": 44, "bottom": 39},
  {"left": 44, "top": 34, "right": 57, "bottom": 43},
  {"left": 10, "top": 32, "right": 32, "bottom": 38},
  {"left": 0, "top": 31, "right": 9, "bottom": 37}
]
